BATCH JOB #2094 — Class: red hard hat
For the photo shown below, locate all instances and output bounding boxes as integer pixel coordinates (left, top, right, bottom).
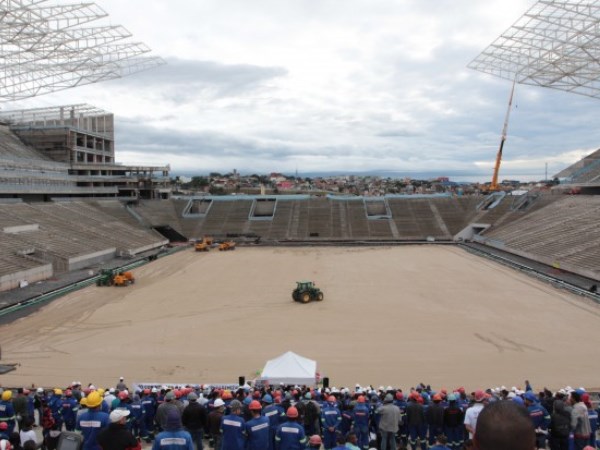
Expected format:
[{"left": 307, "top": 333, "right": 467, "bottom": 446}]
[
  {"left": 309, "top": 435, "right": 322, "bottom": 445},
  {"left": 433, "top": 394, "right": 442, "bottom": 402},
  {"left": 328, "top": 396, "right": 336, "bottom": 403},
  {"left": 143, "top": 389, "right": 151, "bottom": 395},
  {"left": 286, "top": 406, "right": 299, "bottom": 418},
  {"left": 118, "top": 391, "right": 129, "bottom": 400},
  {"left": 357, "top": 396, "right": 365, "bottom": 403},
  {"left": 252, "top": 391, "right": 260, "bottom": 399},
  {"left": 395, "top": 392, "right": 403, "bottom": 400},
  {"left": 174, "top": 390, "right": 182, "bottom": 399},
  {"left": 0, "top": 423, "right": 6, "bottom": 431},
  {"left": 249, "top": 400, "right": 262, "bottom": 411}
]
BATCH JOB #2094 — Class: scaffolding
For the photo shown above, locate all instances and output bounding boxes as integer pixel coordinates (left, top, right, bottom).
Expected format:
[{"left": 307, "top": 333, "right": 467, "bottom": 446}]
[
  {"left": 0, "top": 0, "right": 165, "bottom": 101},
  {"left": 469, "top": 0, "right": 600, "bottom": 99}
]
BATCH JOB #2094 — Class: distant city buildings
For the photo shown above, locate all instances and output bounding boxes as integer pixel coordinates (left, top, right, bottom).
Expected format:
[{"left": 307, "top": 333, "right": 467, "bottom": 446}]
[{"left": 175, "top": 171, "right": 552, "bottom": 197}]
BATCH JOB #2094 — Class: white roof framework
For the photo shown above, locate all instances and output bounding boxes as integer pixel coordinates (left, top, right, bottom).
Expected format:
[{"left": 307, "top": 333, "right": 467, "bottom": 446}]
[
  {"left": 0, "top": 0, "right": 165, "bottom": 101},
  {"left": 469, "top": 0, "right": 600, "bottom": 99}
]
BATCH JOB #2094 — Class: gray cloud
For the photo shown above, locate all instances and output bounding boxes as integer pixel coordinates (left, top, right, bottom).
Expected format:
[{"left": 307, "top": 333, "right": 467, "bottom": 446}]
[{"left": 114, "top": 57, "right": 287, "bottom": 100}]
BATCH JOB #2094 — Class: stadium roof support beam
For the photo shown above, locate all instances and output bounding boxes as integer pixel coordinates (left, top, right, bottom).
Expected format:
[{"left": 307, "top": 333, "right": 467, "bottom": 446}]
[
  {"left": 469, "top": 0, "right": 600, "bottom": 99},
  {"left": 0, "top": 0, "right": 165, "bottom": 101}
]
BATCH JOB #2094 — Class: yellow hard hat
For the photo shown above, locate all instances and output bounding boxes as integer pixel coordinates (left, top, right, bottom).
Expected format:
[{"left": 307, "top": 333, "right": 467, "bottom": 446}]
[
  {"left": 54, "top": 389, "right": 63, "bottom": 396},
  {"left": 1, "top": 391, "right": 12, "bottom": 401},
  {"left": 86, "top": 391, "right": 102, "bottom": 408},
  {"left": 97, "top": 388, "right": 105, "bottom": 396},
  {"left": 80, "top": 397, "right": 88, "bottom": 406}
]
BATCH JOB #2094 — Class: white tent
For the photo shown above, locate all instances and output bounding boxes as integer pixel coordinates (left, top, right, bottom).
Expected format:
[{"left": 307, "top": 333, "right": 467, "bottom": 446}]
[{"left": 259, "top": 351, "right": 317, "bottom": 386}]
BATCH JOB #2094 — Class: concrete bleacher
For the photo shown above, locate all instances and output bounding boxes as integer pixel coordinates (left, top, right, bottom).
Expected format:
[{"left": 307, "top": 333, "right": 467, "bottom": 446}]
[
  {"left": 50, "top": 202, "right": 168, "bottom": 252},
  {"left": 0, "top": 202, "right": 167, "bottom": 273},
  {"left": 132, "top": 200, "right": 184, "bottom": 232},
  {"left": 388, "top": 199, "right": 449, "bottom": 240},
  {"left": 90, "top": 200, "right": 144, "bottom": 228},
  {"left": 0, "top": 238, "right": 53, "bottom": 292},
  {"left": 480, "top": 196, "right": 600, "bottom": 280},
  {"left": 0, "top": 124, "right": 55, "bottom": 162},
  {"left": 269, "top": 200, "right": 295, "bottom": 240},
  {"left": 345, "top": 200, "right": 370, "bottom": 238},
  {"left": 430, "top": 197, "right": 480, "bottom": 236},
  {"left": 307, "top": 198, "right": 332, "bottom": 238}
]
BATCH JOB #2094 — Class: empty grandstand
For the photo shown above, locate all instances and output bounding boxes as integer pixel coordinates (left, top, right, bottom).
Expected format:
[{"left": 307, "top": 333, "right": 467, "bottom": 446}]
[
  {"left": 554, "top": 148, "right": 600, "bottom": 193},
  {"left": 0, "top": 201, "right": 168, "bottom": 291}
]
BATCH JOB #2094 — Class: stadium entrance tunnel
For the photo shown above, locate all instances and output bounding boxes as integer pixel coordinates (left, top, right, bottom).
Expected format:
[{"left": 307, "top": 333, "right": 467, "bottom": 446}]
[{"left": 152, "top": 225, "right": 187, "bottom": 243}]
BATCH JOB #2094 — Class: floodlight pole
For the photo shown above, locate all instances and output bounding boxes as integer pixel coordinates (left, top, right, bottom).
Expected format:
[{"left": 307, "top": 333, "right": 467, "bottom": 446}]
[{"left": 490, "top": 77, "right": 517, "bottom": 191}]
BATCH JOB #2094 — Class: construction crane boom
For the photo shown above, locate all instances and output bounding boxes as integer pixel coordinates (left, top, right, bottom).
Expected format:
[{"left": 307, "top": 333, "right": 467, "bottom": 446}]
[{"left": 490, "top": 77, "right": 517, "bottom": 191}]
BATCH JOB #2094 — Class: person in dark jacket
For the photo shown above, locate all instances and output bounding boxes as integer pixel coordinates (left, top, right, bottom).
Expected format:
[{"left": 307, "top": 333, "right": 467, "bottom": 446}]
[
  {"left": 207, "top": 399, "right": 225, "bottom": 450},
  {"left": 426, "top": 394, "right": 445, "bottom": 446},
  {"left": 96, "top": 409, "right": 139, "bottom": 450},
  {"left": 406, "top": 393, "right": 427, "bottom": 450},
  {"left": 549, "top": 400, "right": 571, "bottom": 450},
  {"left": 181, "top": 393, "right": 207, "bottom": 450},
  {"left": 443, "top": 394, "right": 465, "bottom": 450}
]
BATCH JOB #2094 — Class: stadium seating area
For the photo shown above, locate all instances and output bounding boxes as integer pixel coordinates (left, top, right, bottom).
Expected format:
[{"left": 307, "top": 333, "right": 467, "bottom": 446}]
[
  {"left": 0, "top": 201, "right": 168, "bottom": 291},
  {"left": 479, "top": 196, "right": 600, "bottom": 280},
  {"left": 2, "top": 186, "right": 598, "bottom": 292},
  {"left": 555, "top": 148, "right": 600, "bottom": 184}
]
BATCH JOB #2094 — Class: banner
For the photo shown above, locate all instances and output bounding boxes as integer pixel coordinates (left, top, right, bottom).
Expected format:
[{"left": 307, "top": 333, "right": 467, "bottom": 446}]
[{"left": 132, "top": 382, "right": 240, "bottom": 392}]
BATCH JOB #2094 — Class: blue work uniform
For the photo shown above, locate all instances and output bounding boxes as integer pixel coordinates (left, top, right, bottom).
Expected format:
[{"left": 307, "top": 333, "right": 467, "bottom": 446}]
[
  {"left": 220, "top": 414, "right": 246, "bottom": 450},
  {"left": 527, "top": 403, "right": 550, "bottom": 449},
  {"left": 61, "top": 397, "right": 79, "bottom": 431},
  {"left": 321, "top": 403, "right": 341, "bottom": 450},
  {"left": 275, "top": 421, "right": 307, "bottom": 450},
  {"left": 151, "top": 430, "right": 194, "bottom": 450},
  {"left": 264, "top": 404, "right": 286, "bottom": 450},
  {"left": 245, "top": 415, "right": 270, "bottom": 450},
  {"left": 0, "top": 401, "right": 16, "bottom": 434},
  {"left": 76, "top": 409, "right": 110, "bottom": 450},
  {"left": 352, "top": 403, "right": 370, "bottom": 450}
]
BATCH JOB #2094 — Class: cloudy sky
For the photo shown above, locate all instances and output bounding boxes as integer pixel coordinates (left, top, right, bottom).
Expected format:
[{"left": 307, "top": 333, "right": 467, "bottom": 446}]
[{"left": 6, "top": 0, "right": 600, "bottom": 180}]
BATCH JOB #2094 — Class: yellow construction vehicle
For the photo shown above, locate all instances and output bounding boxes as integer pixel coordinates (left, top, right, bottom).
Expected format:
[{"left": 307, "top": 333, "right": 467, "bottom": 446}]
[
  {"left": 194, "top": 236, "right": 213, "bottom": 251},
  {"left": 218, "top": 241, "right": 236, "bottom": 251},
  {"left": 97, "top": 269, "right": 135, "bottom": 287},
  {"left": 195, "top": 241, "right": 209, "bottom": 252}
]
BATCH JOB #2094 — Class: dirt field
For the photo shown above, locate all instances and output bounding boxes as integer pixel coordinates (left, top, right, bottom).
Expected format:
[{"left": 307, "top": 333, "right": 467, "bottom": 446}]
[{"left": 0, "top": 245, "right": 598, "bottom": 392}]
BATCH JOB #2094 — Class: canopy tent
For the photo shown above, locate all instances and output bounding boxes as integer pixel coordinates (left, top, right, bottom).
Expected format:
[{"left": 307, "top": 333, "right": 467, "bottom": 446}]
[{"left": 258, "top": 351, "right": 317, "bottom": 386}]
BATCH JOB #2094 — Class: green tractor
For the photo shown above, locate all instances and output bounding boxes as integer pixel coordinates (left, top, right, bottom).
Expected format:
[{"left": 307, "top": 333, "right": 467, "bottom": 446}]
[
  {"left": 96, "top": 268, "right": 115, "bottom": 286},
  {"left": 292, "top": 281, "right": 324, "bottom": 303}
]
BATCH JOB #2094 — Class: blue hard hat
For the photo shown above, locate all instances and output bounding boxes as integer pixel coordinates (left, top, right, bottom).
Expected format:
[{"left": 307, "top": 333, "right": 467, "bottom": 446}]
[
  {"left": 524, "top": 392, "right": 537, "bottom": 403},
  {"left": 262, "top": 394, "right": 273, "bottom": 404},
  {"left": 512, "top": 396, "right": 525, "bottom": 405}
]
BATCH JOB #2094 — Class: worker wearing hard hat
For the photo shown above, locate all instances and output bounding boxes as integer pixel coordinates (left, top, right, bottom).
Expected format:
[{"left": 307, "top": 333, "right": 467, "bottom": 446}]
[
  {"left": 275, "top": 406, "right": 307, "bottom": 450},
  {"left": 76, "top": 391, "right": 110, "bottom": 450},
  {"left": 245, "top": 400, "right": 270, "bottom": 450},
  {"left": 220, "top": 399, "right": 246, "bottom": 450},
  {"left": 48, "top": 389, "right": 64, "bottom": 431},
  {"left": 0, "top": 391, "right": 16, "bottom": 435}
]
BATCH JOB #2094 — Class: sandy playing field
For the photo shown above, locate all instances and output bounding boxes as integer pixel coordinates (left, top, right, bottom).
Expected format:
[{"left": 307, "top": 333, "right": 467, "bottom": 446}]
[{"left": 0, "top": 245, "right": 598, "bottom": 392}]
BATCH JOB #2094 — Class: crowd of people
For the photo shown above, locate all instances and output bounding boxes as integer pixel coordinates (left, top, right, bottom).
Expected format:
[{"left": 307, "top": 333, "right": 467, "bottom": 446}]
[{"left": 0, "top": 377, "right": 597, "bottom": 450}]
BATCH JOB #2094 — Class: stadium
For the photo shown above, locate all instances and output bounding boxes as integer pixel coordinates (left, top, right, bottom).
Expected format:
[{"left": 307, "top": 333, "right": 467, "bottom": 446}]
[{"left": 0, "top": 3, "right": 599, "bottom": 449}]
